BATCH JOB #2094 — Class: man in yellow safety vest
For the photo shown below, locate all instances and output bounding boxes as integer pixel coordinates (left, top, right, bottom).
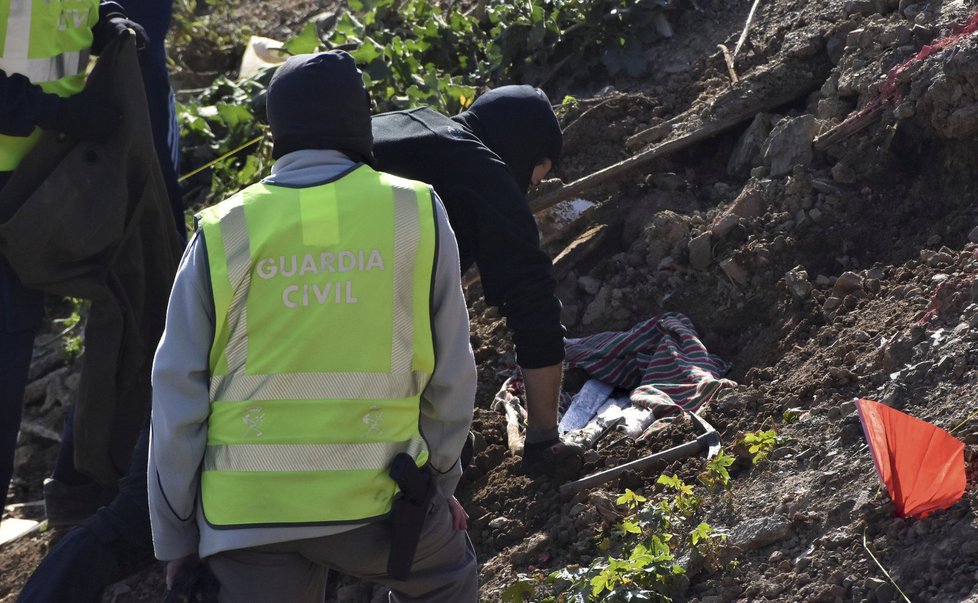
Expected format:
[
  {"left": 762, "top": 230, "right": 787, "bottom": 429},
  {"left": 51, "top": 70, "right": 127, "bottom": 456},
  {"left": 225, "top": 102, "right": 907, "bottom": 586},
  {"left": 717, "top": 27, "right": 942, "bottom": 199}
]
[
  {"left": 148, "top": 51, "right": 479, "bottom": 602},
  {"left": 0, "top": 0, "right": 146, "bottom": 514}
]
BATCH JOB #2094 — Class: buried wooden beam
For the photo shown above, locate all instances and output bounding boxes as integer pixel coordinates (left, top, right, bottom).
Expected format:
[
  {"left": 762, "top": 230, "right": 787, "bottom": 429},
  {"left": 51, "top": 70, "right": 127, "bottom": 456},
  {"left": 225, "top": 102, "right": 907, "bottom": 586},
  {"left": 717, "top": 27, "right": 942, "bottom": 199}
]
[
  {"left": 528, "top": 61, "right": 826, "bottom": 215},
  {"left": 530, "top": 113, "right": 752, "bottom": 214}
]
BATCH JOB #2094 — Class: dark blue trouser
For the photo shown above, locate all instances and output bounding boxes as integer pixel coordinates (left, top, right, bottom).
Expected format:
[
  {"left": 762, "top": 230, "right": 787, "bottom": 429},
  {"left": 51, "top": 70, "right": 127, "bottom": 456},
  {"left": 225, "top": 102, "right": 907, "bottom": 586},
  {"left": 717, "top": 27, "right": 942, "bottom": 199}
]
[
  {"left": 18, "top": 430, "right": 153, "bottom": 603},
  {"left": 0, "top": 171, "right": 44, "bottom": 509}
]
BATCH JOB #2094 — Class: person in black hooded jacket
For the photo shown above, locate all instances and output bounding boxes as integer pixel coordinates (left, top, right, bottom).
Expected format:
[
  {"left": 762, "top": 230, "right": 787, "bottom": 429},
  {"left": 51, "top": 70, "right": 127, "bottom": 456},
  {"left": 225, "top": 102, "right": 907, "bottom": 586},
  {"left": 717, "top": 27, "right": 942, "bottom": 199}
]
[{"left": 372, "top": 85, "right": 581, "bottom": 474}]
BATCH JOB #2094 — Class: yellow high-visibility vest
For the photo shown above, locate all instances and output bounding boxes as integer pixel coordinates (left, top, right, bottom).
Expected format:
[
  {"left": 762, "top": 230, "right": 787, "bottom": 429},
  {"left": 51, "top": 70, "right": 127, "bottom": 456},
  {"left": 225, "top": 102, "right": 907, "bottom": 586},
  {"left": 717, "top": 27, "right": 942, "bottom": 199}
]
[
  {"left": 196, "top": 165, "right": 437, "bottom": 527},
  {"left": 0, "top": 0, "right": 97, "bottom": 170}
]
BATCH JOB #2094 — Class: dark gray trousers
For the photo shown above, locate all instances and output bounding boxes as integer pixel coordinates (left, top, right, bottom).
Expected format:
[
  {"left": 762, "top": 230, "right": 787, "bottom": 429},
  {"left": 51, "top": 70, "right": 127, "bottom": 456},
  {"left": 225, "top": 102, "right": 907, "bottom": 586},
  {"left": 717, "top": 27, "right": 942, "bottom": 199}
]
[{"left": 207, "top": 496, "right": 479, "bottom": 603}]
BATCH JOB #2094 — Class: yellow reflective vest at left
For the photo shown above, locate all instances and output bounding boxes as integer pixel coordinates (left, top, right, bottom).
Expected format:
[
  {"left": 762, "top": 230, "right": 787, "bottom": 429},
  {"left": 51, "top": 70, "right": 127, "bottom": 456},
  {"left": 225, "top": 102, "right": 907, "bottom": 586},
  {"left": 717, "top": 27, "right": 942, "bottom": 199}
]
[
  {"left": 0, "top": 0, "right": 97, "bottom": 171},
  {"left": 195, "top": 164, "right": 438, "bottom": 527}
]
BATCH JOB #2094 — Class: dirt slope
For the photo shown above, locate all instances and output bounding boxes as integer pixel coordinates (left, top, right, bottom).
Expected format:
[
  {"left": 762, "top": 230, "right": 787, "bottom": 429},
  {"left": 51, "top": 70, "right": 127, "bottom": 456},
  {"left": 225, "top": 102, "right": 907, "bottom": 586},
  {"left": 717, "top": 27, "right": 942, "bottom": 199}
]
[{"left": 3, "top": 0, "right": 978, "bottom": 601}]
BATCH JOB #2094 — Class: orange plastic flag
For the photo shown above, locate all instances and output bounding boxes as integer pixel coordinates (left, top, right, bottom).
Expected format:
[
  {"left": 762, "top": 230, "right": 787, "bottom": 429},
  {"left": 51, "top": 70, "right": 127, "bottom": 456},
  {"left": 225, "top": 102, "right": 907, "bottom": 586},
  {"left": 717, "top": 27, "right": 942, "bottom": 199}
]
[{"left": 856, "top": 398, "right": 966, "bottom": 518}]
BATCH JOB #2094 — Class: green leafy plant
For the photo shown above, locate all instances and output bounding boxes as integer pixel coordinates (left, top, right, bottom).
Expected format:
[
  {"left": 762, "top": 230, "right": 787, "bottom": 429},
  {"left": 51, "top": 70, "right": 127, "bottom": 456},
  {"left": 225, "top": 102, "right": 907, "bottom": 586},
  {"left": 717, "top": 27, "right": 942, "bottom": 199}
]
[
  {"left": 688, "top": 521, "right": 729, "bottom": 573},
  {"left": 656, "top": 474, "right": 699, "bottom": 517},
  {"left": 500, "top": 575, "right": 537, "bottom": 603},
  {"left": 740, "top": 429, "right": 785, "bottom": 464},
  {"left": 616, "top": 488, "right": 648, "bottom": 511},
  {"left": 53, "top": 297, "right": 88, "bottom": 360},
  {"left": 534, "top": 471, "right": 733, "bottom": 601},
  {"left": 174, "top": 0, "right": 682, "bottom": 215},
  {"left": 698, "top": 450, "right": 734, "bottom": 491}
]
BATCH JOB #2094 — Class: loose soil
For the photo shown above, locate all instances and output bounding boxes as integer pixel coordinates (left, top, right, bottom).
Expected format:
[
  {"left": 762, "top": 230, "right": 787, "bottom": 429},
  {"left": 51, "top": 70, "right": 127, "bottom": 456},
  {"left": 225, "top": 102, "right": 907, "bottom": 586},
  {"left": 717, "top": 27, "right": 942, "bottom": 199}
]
[{"left": 3, "top": 0, "right": 978, "bottom": 601}]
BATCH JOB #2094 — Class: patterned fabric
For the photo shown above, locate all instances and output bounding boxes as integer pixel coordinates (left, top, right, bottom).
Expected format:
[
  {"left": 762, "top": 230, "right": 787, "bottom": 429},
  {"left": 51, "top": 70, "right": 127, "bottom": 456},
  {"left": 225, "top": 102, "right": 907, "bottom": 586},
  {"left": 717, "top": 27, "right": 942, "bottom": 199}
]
[{"left": 564, "top": 313, "right": 734, "bottom": 434}]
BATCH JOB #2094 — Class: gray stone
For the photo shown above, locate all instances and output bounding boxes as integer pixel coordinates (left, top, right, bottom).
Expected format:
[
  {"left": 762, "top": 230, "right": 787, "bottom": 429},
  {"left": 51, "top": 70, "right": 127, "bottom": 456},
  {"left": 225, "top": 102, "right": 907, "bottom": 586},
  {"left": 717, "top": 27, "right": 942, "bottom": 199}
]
[
  {"left": 642, "top": 211, "right": 689, "bottom": 269},
  {"left": 785, "top": 266, "right": 813, "bottom": 299},
  {"left": 893, "top": 100, "right": 916, "bottom": 119},
  {"left": 750, "top": 165, "right": 769, "bottom": 178},
  {"left": 711, "top": 213, "right": 739, "bottom": 239},
  {"left": 729, "top": 183, "right": 767, "bottom": 219},
  {"left": 525, "top": 532, "right": 551, "bottom": 556},
  {"left": 945, "top": 104, "right": 978, "bottom": 139},
  {"left": 720, "top": 258, "right": 749, "bottom": 285},
  {"left": 968, "top": 225, "right": 978, "bottom": 243},
  {"left": 764, "top": 115, "right": 818, "bottom": 177},
  {"left": 826, "top": 35, "right": 846, "bottom": 65},
  {"left": 823, "top": 296, "right": 842, "bottom": 312},
  {"left": 727, "top": 113, "right": 772, "bottom": 178},
  {"left": 844, "top": 0, "right": 875, "bottom": 16},
  {"left": 728, "top": 516, "right": 792, "bottom": 551},
  {"left": 582, "top": 285, "right": 614, "bottom": 326},
  {"left": 688, "top": 232, "right": 713, "bottom": 270},
  {"left": 488, "top": 516, "right": 512, "bottom": 530},
  {"left": 833, "top": 271, "right": 864, "bottom": 295},
  {"left": 784, "top": 31, "right": 824, "bottom": 58},
  {"left": 871, "top": 581, "right": 895, "bottom": 603},
  {"left": 577, "top": 275, "right": 602, "bottom": 295}
]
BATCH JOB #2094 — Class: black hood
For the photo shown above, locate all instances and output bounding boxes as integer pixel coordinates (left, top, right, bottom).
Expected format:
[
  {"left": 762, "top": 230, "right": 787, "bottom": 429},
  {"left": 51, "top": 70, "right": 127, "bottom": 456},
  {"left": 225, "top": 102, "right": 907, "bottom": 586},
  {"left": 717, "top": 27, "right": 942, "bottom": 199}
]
[
  {"left": 452, "top": 85, "right": 562, "bottom": 192},
  {"left": 266, "top": 51, "right": 373, "bottom": 162}
]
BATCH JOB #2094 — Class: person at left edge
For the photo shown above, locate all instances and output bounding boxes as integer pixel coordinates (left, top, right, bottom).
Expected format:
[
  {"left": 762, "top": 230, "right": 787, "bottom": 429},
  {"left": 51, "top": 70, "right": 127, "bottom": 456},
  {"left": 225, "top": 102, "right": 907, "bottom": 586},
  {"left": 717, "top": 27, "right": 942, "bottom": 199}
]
[
  {"left": 0, "top": 0, "right": 146, "bottom": 517},
  {"left": 149, "top": 51, "right": 479, "bottom": 602}
]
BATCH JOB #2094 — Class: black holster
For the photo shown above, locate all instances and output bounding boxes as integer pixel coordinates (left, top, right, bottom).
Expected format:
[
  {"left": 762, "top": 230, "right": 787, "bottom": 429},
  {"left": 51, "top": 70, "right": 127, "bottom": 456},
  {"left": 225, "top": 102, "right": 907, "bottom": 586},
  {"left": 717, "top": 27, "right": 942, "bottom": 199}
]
[{"left": 387, "top": 453, "right": 435, "bottom": 581}]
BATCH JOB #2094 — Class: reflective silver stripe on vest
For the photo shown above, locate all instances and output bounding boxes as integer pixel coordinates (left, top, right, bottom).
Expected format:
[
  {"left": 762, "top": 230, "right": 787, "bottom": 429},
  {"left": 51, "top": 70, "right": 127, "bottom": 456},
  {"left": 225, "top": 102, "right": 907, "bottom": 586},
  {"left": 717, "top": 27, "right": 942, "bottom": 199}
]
[
  {"left": 0, "top": 51, "right": 90, "bottom": 83},
  {"left": 3, "top": 0, "right": 31, "bottom": 60},
  {"left": 211, "top": 369, "right": 429, "bottom": 403},
  {"left": 205, "top": 438, "right": 426, "bottom": 473},
  {"left": 210, "top": 183, "right": 426, "bottom": 403},
  {"left": 217, "top": 201, "right": 252, "bottom": 376}
]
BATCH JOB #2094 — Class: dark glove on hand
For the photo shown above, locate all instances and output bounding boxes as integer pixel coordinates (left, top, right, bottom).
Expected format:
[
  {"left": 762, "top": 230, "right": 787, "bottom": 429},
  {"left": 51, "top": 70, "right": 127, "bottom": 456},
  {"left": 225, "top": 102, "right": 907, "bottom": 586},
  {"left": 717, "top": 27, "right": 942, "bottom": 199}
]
[
  {"left": 91, "top": 2, "right": 148, "bottom": 54},
  {"left": 44, "top": 89, "right": 122, "bottom": 142}
]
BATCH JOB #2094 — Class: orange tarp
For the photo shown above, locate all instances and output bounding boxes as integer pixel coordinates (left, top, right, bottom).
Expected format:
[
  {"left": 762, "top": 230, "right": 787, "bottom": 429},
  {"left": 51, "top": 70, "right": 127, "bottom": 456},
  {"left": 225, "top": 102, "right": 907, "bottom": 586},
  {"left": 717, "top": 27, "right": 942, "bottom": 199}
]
[{"left": 856, "top": 398, "right": 966, "bottom": 519}]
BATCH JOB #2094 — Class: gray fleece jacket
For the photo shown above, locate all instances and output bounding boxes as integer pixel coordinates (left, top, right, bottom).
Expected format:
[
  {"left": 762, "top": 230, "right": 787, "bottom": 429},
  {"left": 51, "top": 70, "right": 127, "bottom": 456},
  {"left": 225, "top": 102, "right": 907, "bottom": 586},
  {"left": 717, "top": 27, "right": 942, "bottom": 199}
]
[{"left": 148, "top": 149, "right": 477, "bottom": 561}]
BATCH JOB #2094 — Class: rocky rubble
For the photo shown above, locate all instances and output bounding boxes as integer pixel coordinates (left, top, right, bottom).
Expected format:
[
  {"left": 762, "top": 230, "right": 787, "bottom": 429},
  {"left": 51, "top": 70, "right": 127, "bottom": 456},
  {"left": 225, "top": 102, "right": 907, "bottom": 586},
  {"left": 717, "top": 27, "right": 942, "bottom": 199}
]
[{"left": 3, "top": 0, "right": 978, "bottom": 601}]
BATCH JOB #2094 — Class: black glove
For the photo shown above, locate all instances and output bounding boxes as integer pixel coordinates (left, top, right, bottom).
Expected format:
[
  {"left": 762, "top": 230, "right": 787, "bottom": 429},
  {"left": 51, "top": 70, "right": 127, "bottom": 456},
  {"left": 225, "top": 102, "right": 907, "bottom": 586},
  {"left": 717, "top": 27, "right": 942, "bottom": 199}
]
[
  {"left": 91, "top": 2, "right": 148, "bottom": 54},
  {"left": 40, "top": 88, "right": 122, "bottom": 142}
]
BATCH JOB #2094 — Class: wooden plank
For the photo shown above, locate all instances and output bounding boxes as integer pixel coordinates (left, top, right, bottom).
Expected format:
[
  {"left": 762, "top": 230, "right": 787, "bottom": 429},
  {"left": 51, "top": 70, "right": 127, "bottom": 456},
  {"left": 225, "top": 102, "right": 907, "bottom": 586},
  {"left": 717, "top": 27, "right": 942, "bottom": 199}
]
[{"left": 529, "top": 61, "right": 826, "bottom": 214}]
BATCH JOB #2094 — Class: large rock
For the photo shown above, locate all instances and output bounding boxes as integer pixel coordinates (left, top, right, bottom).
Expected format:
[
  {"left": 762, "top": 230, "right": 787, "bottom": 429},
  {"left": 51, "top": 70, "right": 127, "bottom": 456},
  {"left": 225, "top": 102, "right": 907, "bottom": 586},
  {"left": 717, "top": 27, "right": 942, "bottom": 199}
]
[
  {"left": 727, "top": 113, "right": 772, "bottom": 178},
  {"left": 728, "top": 516, "right": 792, "bottom": 551},
  {"left": 726, "top": 181, "right": 770, "bottom": 220},
  {"left": 763, "top": 115, "right": 818, "bottom": 177},
  {"left": 688, "top": 232, "right": 713, "bottom": 270},
  {"left": 640, "top": 211, "right": 689, "bottom": 269}
]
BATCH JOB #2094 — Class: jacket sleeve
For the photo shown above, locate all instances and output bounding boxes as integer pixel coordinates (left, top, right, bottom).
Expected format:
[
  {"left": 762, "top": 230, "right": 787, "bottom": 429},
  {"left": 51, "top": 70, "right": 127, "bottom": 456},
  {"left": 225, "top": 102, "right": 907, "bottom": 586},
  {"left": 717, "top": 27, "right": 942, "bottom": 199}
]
[
  {"left": 464, "top": 175, "right": 565, "bottom": 369},
  {"left": 148, "top": 232, "right": 213, "bottom": 561},
  {"left": 0, "top": 70, "right": 60, "bottom": 137},
  {"left": 420, "top": 191, "right": 477, "bottom": 498}
]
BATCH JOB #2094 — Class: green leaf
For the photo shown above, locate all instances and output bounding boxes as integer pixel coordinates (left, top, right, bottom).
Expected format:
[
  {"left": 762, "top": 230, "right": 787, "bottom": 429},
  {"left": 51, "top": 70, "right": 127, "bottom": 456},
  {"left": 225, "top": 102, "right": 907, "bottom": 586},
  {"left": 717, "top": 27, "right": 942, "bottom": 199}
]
[
  {"left": 215, "top": 102, "right": 254, "bottom": 129},
  {"left": 590, "top": 572, "right": 611, "bottom": 596},
  {"left": 284, "top": 21, "right": 322, "bottom": 55},
  {"left": 690, "top": 522, "right": 713, "bottom": 546},
  {"left": 619, "top": 519, "right": 642, "bottom": 536},
  {"left": 500, "top": 579, "right": 535, "bottom": 603}
]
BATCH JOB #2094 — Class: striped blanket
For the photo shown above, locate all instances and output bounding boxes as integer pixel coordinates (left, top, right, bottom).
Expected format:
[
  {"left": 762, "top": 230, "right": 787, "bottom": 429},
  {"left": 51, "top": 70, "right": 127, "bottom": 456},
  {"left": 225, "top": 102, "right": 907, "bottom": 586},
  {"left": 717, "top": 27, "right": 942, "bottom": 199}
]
[{"left": 564, "top": 313, "right": 734, "bottom": 436}]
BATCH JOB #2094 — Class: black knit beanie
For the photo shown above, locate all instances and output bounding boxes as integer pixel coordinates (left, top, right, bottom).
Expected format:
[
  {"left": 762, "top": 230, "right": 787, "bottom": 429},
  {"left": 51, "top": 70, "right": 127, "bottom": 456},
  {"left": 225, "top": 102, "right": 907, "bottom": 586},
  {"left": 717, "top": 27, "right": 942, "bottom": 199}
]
[{"left": 266, "top": 51, "right": 373, "bottom": 161}]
